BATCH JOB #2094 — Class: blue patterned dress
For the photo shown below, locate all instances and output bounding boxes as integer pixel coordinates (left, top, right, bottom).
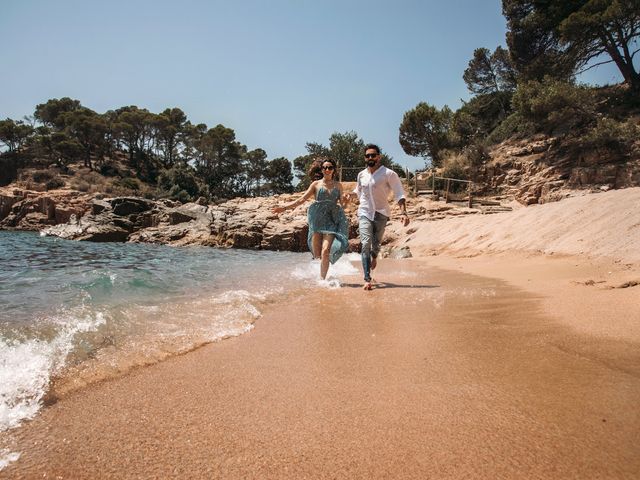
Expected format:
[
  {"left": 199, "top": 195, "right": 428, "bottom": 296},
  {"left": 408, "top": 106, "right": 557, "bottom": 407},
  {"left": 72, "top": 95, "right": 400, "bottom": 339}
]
[{"left": 307, "top": 185, "right": 349, "bottom": 264}]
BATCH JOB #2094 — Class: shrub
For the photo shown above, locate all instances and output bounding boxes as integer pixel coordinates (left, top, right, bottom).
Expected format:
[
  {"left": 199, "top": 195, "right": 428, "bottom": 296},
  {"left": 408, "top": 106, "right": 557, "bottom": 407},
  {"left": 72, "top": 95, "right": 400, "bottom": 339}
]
[
  {"left": 486, "top": 112, "right": 536, "bottom": 144},
  {"left": 0, "top": 153, "right": 21, "bottom": 186},
  {"left": 440, "top": 152, "right": 471, "bottom": 186},
  {"left": 99, "top": 163, "right": 121, "bottom": 177},
  {"left": 115, "top": 177, "right": 140, "bottom": 191},
  {"left": 74, "top": 180, "right": 91, "bottom": 192},
  {"left": 32, "top": 169, "right": 54, "bottom": 183},
  {"left": 157, "top": 164, "right": 201, "bottom": 201},
  {"left": 512, "top": 78, "right": 597, "bottom": 134},
  {"left": 582, "top": 118, "right": 640, "bottom": 151},
  {"left": 45, "top": 177, "right": 65, "bottom": 190},
  {"left": 169, "top": 186, "right": 191, "bottom": 203}
]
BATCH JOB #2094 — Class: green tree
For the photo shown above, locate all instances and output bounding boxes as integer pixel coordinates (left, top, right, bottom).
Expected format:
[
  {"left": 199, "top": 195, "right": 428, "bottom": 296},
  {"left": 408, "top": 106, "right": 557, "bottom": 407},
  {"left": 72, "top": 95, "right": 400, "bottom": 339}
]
[
  {"left": 0, "top": 118, "right": 34, "bottom": 152},
  {"left": 463, "top": 46, "right": 517, "bottom": 119},
  {"left": 154, "top": 107, "right": 188, "bottom": 167},
  {"left": 295, "top": 132, "right": 403, "bottom": 188},
  {"left": 451, "top": 92, "right": 513, "bottom": 145},
  {"left": 157, "top": 163, "right": 202, "bottom": 201},
  {"left": 399, "top": 102, "right": 452, "bottom": 167},
  {"left": 182, "top": 122, "right": 208, "bottom": 165},
  {"left": 34, "top": 97, "right": 82, "bottom": 130},
  {"left": 113, "top": 106, "right": 159, "bottom": 179},
  {"left": 463, "top": 46, "right": 517, "bottom": 96},
  {"left": 194, "top": 124, "right": 245, "bottom": 199},
  {"left": 34, "top": 131, "right": 84, "bottom": 169},
  {"left": 503, "top": 0, "right": 640, "bottom": 91},
  {"left": 328, "top": 131, "right": 366, "bottom": 181},
  {"left": 293, "top": 142, "right": 330, "bottom": 188},
  {"left": 61, "top": 108, "right": 108, "bottom": 169},
  {"left": 264, "top": 157, "right": 294, "bottom": 195},
  {"left": 558, "top": 0, "right": 640, "bottom": 91},
  {"left": 503, "top": 0, "right": 578, "bottom": 81},
  {"left": 245, "top": 148, "right": 268, "bottom": 196}
]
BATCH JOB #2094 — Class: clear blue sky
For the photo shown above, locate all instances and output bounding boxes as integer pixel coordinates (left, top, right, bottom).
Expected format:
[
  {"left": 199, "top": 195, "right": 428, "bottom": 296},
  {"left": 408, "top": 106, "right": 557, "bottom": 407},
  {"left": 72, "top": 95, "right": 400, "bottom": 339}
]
[{"left": 0, "top": 0, "right": 624, "bottom": 171}]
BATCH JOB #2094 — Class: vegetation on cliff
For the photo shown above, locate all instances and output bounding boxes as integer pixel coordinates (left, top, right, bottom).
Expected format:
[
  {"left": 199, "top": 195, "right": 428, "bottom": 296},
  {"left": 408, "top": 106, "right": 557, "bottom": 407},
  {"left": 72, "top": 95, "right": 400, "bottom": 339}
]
[
  {"left": 399, "top": 0, "right": 640, "bottom": 183},
  {"left": 0, "top": 101, "right": 404, "bottom": 201},
  {"left": 0, "top": 101, "right": 297, "bottom": 201}
]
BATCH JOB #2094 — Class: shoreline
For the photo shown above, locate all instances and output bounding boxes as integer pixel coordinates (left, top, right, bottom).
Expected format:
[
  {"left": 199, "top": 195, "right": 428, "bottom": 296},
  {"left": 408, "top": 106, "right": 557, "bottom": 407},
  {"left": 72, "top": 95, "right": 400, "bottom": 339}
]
[{"left": 2, "top": 254, "right": 639, "bottom": 479}]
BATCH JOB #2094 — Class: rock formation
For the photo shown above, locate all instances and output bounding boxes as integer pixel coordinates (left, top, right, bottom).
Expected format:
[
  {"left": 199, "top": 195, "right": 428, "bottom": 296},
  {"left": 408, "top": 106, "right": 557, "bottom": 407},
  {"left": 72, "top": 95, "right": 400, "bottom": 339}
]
[
  {"left": 0, "top": 188, "right": 92, "bottom": 231},
  {"left": 482, "top": 136, "right": 640, "bottom": 205},
  {"left": 33, "top": 194, "right": 315, "bottom": 252}
]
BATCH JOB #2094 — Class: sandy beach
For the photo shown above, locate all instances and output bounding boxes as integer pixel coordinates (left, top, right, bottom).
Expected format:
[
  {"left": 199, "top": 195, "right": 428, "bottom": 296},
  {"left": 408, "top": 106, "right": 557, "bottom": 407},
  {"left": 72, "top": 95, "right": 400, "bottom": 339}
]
[{"left": 2, "top": 188, "right": 640, "bottom": 479}]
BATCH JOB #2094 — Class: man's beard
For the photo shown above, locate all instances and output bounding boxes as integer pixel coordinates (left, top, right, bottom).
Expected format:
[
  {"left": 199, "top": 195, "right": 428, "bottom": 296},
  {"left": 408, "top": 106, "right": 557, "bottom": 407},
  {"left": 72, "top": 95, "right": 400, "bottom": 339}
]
[{"left": 367, "top": 160, "right": 376, "bottom": 167}]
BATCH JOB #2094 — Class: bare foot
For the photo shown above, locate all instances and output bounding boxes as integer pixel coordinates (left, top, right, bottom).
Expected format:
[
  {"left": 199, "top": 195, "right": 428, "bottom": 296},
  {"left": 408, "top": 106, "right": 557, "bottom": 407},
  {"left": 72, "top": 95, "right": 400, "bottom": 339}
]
[
  {"left": 363, "top": 281, "right": 373, "bottom": 291},
  {"left": 371, "top": 256, "right": 377, "bottom": 270}
]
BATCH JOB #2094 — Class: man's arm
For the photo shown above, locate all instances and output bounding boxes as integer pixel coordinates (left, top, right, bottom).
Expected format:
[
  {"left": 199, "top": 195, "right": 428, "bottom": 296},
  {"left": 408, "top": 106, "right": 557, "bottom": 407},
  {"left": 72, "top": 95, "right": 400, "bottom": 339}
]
[
  {"left": 388, "top": 171, "right": 410, "bottom": 226},
  {"left": 346, "top": 171, "right": 361, "bottom": 203}
]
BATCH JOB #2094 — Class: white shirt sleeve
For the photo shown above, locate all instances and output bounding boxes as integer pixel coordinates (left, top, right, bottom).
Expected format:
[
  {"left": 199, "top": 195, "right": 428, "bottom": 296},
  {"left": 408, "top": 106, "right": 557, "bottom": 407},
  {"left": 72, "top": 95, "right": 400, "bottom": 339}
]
[
  {"left": 387, "top": 170, "right": 405, "bottom": 203},
  {"left": 353, "top": 172, "right": 361, "bottom": 195}
]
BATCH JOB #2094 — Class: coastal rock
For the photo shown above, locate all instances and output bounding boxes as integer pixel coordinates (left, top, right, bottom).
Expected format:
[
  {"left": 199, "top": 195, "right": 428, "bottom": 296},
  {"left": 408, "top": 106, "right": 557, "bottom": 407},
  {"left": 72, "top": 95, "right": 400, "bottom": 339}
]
[
  {"left": 0, "top": 188, "right": 91, "bottom": 231},
  {"left": 43, "top": 213, "right": 130, "bottom": 242},
  {"left": 387, "top": 246, "right": 413, "bottom": 259},
  {"left": 38, "top": 194, "right": 311, "bottom": 251},
  {"left": 111, "top": 197, "right": 155, "bottom": 216}
]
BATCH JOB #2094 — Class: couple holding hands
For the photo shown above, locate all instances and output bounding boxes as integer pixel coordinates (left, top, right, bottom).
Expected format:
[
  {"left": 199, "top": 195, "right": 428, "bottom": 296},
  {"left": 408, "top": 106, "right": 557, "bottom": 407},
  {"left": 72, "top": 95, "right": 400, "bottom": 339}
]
[{"left": 272, "top": 144, "right": 409, "bottom": 290}]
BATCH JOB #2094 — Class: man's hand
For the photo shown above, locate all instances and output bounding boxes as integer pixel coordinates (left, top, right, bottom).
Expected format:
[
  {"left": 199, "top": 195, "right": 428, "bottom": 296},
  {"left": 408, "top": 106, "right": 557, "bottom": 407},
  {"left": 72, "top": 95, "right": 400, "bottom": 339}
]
[{"left": 343, "top": 192, "right": 357, "bottom": 203}]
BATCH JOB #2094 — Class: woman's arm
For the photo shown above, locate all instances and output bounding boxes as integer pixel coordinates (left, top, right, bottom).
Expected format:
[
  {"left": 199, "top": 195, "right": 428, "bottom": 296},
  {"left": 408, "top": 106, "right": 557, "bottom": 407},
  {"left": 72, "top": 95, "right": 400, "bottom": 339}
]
[
  {"left": 338, "top": 183, "right": 347, "bottom": 209},
  {"left": 272, "top": 181, "right": 317, "bottom": 214}
]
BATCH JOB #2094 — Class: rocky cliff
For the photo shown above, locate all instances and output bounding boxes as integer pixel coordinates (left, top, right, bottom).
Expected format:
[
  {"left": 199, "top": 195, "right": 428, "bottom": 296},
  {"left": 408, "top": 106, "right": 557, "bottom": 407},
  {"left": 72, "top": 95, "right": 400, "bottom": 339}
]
[{"left": 482, "top": 136, "right": 640, "bottom": 205}]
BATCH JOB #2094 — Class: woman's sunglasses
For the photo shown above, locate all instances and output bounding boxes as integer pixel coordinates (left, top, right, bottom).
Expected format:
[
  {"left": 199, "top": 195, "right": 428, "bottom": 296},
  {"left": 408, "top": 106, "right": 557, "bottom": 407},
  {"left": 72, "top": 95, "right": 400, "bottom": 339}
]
[{"left": 322, "top": 166, "right": 335, "bottom": 170}]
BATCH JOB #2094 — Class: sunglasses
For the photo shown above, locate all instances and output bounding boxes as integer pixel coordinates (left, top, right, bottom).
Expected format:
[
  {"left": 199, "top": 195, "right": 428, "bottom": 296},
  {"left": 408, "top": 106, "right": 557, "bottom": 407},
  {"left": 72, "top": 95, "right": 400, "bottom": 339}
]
[
  {"left": 365, "top": 153, "right": 378, "bottom": 159},
  {"left": 322, "top": 165, "right": 334, "bottom": 170}
]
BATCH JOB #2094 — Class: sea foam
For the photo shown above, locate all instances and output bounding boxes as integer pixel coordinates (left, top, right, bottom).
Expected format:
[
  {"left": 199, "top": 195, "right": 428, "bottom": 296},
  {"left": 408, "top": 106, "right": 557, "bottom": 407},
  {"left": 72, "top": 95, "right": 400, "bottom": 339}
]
[
  {"left": 291, "top": 254, "right": 359, "bottom": 288},
  {"left": 0, "top": 310, "right": 106, "bottom": 432}
]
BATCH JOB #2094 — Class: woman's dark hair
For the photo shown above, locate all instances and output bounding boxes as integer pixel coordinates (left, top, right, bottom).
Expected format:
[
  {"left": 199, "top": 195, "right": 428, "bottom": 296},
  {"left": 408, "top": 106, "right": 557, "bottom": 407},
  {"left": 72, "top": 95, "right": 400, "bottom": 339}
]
[
  {"left": 308, "top": 159, "right": 323, "bottom": 180},
  {"left": 364, "top": 143, "right": 380, "bottom": 154}
]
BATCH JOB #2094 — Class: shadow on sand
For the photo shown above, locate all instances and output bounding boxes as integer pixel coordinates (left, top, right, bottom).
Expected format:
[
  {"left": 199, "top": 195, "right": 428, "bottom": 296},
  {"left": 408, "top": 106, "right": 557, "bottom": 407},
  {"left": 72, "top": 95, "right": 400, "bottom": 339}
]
[{"left": 341, "top": 282, "right": 440, "bottom": 290}]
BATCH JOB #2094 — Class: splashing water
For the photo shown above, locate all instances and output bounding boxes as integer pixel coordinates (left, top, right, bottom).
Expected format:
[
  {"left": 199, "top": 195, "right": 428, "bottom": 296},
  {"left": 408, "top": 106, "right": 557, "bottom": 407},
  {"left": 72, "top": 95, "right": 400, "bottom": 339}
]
[{"left": 0, "top": 231, "right": 361, "bottom": 447}]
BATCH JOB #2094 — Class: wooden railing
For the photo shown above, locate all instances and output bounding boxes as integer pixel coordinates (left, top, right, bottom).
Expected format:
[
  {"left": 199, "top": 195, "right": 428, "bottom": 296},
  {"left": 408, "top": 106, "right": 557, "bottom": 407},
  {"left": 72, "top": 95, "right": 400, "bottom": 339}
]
[{"left": 414, "top": 172, "right": 474, "bottom": 208}]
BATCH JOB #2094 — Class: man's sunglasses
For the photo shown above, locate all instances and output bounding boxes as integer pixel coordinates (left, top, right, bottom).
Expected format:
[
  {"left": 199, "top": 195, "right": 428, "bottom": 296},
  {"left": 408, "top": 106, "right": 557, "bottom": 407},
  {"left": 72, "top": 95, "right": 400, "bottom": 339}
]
[
  {"left": 365, "top": 153, "right": 378, "bottom": 159},
  {"left": 322, "top": 166, "right": 334, "bottom": 170}
]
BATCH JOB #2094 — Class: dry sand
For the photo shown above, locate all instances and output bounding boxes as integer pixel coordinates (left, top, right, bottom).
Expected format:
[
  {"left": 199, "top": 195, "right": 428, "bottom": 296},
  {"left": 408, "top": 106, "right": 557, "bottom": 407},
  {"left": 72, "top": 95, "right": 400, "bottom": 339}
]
[
  {"left": 395, "top": 187, "right": 640, "bottom": 263},
  {"left": 2, "top": 188, "right": 639, "bottom": 479}
]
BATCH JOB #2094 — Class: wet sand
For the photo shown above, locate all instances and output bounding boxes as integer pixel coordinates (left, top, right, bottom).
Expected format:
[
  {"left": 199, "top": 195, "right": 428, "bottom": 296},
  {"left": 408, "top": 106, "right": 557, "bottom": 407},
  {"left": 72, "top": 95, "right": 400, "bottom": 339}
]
[{"left": 2, "top": 257, "right": 640, "bottom": 479}]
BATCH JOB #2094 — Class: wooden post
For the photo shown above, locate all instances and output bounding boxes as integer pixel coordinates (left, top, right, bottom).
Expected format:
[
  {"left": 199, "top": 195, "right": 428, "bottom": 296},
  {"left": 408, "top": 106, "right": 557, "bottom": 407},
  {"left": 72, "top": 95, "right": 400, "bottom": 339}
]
[
  {"left": 468, "top": 181, "right": 472, "bottom": 208},
  {"left": 445, "top": 178, "right": 450, "bottom": 203},
  {"left": 413, "top": 172, "right": 417, "bottom": 195},
  {"left": 338, "top": 166, "right": 343, "bottom": 182}
]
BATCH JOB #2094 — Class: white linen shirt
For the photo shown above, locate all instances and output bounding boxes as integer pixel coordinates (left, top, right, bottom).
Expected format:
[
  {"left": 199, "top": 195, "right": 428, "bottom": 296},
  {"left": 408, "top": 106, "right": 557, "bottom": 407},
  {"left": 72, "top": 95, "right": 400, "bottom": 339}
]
[{"left": 354, "top": 165, "right": 405, "bottom": 221}]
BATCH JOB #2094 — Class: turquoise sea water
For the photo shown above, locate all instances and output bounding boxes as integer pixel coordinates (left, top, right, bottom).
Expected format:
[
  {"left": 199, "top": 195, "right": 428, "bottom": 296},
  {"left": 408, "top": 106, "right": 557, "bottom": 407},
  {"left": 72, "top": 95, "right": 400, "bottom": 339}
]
[{"left": 0, "top": 231, "right": 359, "bottom": 442}]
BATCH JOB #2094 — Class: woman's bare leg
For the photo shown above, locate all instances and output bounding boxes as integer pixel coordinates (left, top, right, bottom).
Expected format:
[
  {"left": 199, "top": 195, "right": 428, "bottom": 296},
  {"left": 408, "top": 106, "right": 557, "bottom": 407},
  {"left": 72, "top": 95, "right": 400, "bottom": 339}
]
[
  {"left": 320, "top": 234, "right": 334, "bottom": 279},
  {"left": 311, "top": 232, "right": 322, "bottom": 259}
]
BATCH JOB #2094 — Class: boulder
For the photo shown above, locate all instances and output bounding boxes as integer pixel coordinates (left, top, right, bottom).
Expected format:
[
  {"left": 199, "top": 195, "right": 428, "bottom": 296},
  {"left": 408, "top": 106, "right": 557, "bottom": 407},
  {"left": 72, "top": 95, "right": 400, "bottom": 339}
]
[
  {"left": 92, "top": 199, "right": 111, "bottom": 215},
  {"left": 110, "top": 197, "right": 155, "bottom": 216},
  {"left": 163, "top": 210, "right": 196, "bottom": 225}
]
